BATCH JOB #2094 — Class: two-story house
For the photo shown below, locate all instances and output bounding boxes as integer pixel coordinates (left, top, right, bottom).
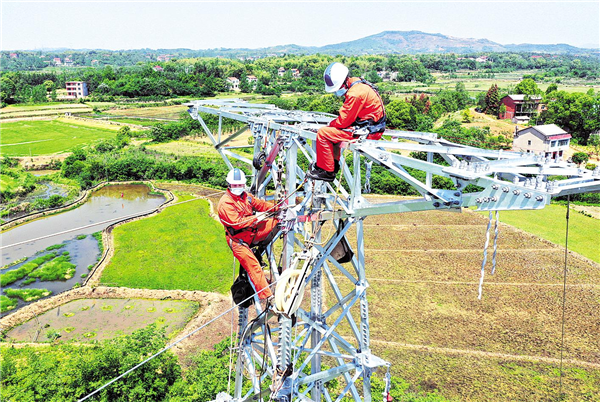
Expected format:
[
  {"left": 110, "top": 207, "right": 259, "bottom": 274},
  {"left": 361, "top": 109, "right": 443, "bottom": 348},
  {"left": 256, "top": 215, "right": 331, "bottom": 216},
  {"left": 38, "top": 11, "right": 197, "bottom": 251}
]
[
  {"left": 227, "top": 77, "right": 240, "bottom": 91},
  {"left": 499, "top": 94, "right": 544, "bottom": 122},
  {"left": 512, "top": 124, "right": 571, "bottom": 160}
]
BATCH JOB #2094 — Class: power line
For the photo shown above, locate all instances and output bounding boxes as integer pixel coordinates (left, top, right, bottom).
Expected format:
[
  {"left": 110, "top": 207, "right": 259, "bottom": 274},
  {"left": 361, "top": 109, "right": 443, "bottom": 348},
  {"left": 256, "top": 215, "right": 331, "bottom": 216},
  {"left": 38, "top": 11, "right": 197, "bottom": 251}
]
[
  {"left": 77, "top": 281, "right": 277, "bottom": 402},
  {"left": 558, "top": 195, "right": 571, "bottom": 400}
]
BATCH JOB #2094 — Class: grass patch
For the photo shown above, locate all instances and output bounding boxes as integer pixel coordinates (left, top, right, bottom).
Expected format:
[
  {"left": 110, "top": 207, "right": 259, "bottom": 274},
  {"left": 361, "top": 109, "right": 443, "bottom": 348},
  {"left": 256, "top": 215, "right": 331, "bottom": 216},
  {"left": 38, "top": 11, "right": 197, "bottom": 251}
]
[
  {"left": 46, "top": 243, "right": 65, "bottom": 251},
  {"left": 92, "top": 231, "right": 104, "bottom": 257},
  {"left": 485, "top": 204, "right": 600, "bottom": 263},
  {"left": 28, "top": 255, "right": 76, "bottom": 281},
  {"left": 0, "top": 295, "right": 18, "bottom": 313},
  {"left": 76, "top": 234, "right": 87, "bottom": 240},
  {"left": 101, "top": 196, "right": 232, "bottom": 293},
  {"left": 0, "top": 253, "right": 57, "bottom": 286},
  {"left": 4, "top": 288, "right": 52, "bottom": 302},
  {"left": 0, "top": 119, "right": 118, "bottom": 156}
]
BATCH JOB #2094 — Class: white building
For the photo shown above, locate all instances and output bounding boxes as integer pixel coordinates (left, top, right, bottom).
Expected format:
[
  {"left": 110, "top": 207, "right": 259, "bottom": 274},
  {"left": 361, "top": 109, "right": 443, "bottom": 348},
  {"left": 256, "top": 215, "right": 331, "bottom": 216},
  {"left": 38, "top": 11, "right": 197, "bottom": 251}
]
[
  {"left": 227, "top": 77, "right": 240, "bottom": 91},
  {"left": 513, "top": 124, "right": 571, "bottom": 160}
]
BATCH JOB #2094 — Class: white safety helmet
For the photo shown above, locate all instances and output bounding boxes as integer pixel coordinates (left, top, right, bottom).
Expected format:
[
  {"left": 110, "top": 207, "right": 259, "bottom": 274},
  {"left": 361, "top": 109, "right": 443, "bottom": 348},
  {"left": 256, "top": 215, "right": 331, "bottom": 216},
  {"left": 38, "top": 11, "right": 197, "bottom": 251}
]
[
  {"left": 323, "top": 62, "right": 349, "bottom": 94},
  {"left": 226, "top": 168, "right": 246, "bottom": 196}
]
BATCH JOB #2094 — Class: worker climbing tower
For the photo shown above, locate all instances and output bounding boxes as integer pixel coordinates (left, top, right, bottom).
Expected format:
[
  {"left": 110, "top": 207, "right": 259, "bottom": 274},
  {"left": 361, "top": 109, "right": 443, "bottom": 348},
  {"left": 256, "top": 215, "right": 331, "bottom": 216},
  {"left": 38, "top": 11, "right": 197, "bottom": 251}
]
[{"left": 187, "top": 99, "right": 600, "bottom": 402}]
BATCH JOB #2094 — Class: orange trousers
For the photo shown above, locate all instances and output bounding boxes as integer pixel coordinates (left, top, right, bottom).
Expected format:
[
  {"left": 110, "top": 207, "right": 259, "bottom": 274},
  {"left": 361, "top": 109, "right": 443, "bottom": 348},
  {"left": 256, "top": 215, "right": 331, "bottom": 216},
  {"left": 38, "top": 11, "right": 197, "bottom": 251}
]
[
  {"left": 316, "top": 127, "right": 384, "bottom": 171},
  {"left": 227, "top": 218, "right": 278, "bottom": 299}
]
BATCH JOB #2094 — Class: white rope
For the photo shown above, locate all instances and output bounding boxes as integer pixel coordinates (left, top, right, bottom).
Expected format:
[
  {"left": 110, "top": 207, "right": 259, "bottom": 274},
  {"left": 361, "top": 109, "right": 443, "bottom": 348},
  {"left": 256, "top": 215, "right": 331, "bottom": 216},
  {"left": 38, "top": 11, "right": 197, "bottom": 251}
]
[
  {"left": 1, "top": 192, "right": 224, "bottom": 250},
  {"left": 478, "top": 210, "right": 493, "bottom": 300},
  {"left": 227, "top": 256, "right": 237, "bottom": 395}
]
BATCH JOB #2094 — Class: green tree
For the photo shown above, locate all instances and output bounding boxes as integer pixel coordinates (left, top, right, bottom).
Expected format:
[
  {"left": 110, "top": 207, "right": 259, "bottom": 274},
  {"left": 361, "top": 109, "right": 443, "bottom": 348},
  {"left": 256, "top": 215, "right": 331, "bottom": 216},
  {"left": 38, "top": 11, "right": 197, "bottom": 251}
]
[
  {"left": 514, "top": 78, "right": 541, "bottom": 95},
  {"left": 386, "top": 100, "right": 417, "bottom": 130},
  {"left": 239, "top": 77, "right": 252, "bottom": 93},
  {"left": 545, "top": 83, "right": 558, "bottom": 94},
  {"left": 484, "top": 84, "right": 501, "bottom": 116},
  {"left": 588, "top": 133, "right": 600, "bottom": 156},
  {"left": 461, "top": 108, "right": 473, "bottom": 123},
  {"left": 571, "top": 152, "right": 589, "bottom": 166}
]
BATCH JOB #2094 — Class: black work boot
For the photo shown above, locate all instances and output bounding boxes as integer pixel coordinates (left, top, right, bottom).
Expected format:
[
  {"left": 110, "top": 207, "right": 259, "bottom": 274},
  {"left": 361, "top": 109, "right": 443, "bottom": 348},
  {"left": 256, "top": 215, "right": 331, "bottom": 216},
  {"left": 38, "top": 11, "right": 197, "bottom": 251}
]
[{"left": 307, "top": 163, "right": 336, "bottom": 182}]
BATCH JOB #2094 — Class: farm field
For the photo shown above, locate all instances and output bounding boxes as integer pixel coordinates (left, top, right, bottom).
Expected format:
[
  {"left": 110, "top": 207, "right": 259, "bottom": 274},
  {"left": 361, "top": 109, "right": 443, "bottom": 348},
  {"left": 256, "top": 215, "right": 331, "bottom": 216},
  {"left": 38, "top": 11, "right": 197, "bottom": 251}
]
[
  {"left": 424, "top": 71, "right": 600, "bottom": 94},
  {"left": 4, "top": 298, "right": 199, "bottom": 342},
  {"left": 482, "top": 204, "right": 600, "bottom": 263},
  {"left": 330, "top": 202, "right": 600, "bottom": 401},
  {"left": 108, "top": 104, "right": 188, "bottom": 119},
  {"left": 100, "top": 194, "right": 232, "bottom": 293},
  {"left": 147, "top": 139, "right": 221, "bottom": 157},
  {"left": 0, "top": 118, "right": 119, "bottom": 156},
  {"left": 0, "top": 103, "right": 93, "bottom": 119}
]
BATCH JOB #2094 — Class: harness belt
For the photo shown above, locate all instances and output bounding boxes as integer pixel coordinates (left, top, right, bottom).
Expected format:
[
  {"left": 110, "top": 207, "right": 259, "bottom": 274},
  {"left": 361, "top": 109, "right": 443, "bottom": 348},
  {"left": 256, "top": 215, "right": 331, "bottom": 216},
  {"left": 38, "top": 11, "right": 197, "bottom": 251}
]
[{"left": 349, "top": 79, "right": 387, "bottom": 135}]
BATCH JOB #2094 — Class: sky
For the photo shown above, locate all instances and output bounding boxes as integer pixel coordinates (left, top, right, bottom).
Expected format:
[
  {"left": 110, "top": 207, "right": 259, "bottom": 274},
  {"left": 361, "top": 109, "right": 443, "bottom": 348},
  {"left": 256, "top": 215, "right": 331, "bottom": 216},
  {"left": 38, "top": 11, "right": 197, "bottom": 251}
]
[{"left": 1, "top": 1, "right": 599, "bottom": 51}]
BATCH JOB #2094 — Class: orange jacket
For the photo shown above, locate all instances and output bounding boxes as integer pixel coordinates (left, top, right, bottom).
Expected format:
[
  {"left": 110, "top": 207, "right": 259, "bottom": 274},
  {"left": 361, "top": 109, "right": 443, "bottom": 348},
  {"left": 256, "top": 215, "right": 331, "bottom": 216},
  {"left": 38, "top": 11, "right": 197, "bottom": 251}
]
[
  {"left": 217, "top": 190, "right": 275, "bottom": 244},
  {"left": 328, "top": 77, "right": 385, "bottom": 130}
]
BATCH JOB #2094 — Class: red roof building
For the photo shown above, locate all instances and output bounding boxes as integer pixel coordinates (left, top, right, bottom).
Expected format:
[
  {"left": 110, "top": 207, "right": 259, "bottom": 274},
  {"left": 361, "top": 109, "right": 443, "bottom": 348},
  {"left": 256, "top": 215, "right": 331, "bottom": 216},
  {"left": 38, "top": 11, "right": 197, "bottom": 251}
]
[{"left": 499, "top": 94, "right": 544, "bottom": 121}]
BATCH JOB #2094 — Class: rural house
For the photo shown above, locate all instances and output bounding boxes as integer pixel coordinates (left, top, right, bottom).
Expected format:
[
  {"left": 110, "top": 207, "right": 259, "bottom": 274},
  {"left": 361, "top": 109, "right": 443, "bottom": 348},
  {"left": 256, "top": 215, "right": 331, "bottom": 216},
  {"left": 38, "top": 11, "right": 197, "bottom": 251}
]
[
  {"left": 277, "top": 67, "right": 286, "bottom": 77},
  {"left": 499, "top": 94, "right": 544, "bottom": 122},
  {"left": 512, "top": 124, "right": 571, "bottom": 160},
  {"left": 227, "top": 77, "right": 240, "bottom": 91},
  {"left": 65, "top": 81, "right": 88, "bottom": 99},
  {"left": 291, "top": 69, "right": 300, "bottom": 78},
  {"left": 246, "top": 75, "right": 258, "bottom": 89},
  {"left": 152, "top": 65, "right": 164, "bottom": 72}
]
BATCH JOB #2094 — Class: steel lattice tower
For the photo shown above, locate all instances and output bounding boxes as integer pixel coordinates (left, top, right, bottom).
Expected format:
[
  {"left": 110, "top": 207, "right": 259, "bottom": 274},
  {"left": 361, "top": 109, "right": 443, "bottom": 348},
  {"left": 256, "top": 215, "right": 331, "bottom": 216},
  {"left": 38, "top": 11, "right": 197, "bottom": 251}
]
[{"left": 187, "top": 99, "right": 600, "bottom": 402}]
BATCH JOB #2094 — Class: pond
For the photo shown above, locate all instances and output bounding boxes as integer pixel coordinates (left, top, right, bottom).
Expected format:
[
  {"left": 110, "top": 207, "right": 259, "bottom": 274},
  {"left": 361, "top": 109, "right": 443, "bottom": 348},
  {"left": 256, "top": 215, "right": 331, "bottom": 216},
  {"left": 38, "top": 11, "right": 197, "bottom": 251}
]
[{"left": 1, "top": 184, "right": 166, "bottom": 315}]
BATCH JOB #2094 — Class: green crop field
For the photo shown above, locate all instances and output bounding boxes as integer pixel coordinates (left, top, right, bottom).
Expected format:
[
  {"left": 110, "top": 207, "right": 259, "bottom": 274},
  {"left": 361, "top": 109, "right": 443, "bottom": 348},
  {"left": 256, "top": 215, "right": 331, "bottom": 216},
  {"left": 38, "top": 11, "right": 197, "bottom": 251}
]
[
  {"left": 481, "top": 204, "right": 600, "bottom": 263},
  {"left": 0, "top": 119, "right": 118, "bottom": 156},
  {"left": 100, "top": 195, "right": 233, "bottom": 293}
]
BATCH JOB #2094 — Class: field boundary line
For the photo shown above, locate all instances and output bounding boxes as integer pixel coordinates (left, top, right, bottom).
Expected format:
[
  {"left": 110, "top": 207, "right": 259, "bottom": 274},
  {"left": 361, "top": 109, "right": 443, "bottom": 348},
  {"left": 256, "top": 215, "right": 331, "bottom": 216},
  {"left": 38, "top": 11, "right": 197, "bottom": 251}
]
[
  {"left": 345, "top": 276, "right": 600, "bottom": 288},
  {"left": 364, "top": 224, "right": 482, "bottom": 227},
  {"left": 364, "top": 248, "right": 557, "bottom": 252},
  {"left": 368, "top": 339, "right": 600, "bottom": 370},
  {"left": 2, "top": 139, "right": 54, "bottom": 146}
]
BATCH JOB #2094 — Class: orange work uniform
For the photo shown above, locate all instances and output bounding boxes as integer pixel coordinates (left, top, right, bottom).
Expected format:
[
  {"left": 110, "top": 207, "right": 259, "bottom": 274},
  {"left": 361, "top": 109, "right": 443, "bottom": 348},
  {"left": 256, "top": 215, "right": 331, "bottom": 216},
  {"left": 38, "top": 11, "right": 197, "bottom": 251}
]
[
  {"left": 316, "top": 77, "right": 385, "bottom": 172},
  {"left": 217, "top": 189, "right": 278, "bottom": 299}
]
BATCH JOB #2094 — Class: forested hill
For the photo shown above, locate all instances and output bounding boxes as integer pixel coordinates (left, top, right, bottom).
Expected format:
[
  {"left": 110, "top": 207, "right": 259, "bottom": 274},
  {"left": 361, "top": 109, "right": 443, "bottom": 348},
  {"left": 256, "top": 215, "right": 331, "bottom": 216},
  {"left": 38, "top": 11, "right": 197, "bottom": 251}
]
[{"left": 3, "top": 31, "right": 596, "bottom": 63}]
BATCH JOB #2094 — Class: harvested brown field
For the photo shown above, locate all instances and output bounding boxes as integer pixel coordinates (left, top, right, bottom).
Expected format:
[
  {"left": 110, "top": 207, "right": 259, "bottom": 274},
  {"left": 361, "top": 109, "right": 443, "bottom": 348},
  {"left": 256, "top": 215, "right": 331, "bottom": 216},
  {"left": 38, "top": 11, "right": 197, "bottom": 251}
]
[
  {"left": 5, "top": 298, "right": 199, "bottom": 343},
  {"left": 327, "top": 203, "right": 600, "bottom": 401},
  {"left": 109, "top": 105, "right": 188, "bottom": 120}
]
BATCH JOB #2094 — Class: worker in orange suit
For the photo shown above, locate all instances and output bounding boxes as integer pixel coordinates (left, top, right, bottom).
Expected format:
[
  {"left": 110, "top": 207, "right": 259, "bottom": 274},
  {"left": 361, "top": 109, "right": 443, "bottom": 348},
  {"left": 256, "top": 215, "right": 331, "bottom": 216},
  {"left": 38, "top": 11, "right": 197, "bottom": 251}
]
[
  {"left": 218, "top": 168, "right": 279, "bottom": 300},
  {"left": 307, "top": 62, "right": 386, "bottom": 182}
]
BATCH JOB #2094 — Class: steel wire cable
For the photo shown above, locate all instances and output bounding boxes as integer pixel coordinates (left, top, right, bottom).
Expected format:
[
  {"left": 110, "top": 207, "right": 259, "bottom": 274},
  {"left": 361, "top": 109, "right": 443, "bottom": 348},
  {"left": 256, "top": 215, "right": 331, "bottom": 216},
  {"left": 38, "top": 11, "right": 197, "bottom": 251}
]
[
  {"left": 76, "top": 278, "right": 281, "bottom": 402},
  {"left": 558, "top": 195, "right": 571, "bottom": 399},
  {"left": 478, "top": 210, "right": 493, "bottom": 299}
]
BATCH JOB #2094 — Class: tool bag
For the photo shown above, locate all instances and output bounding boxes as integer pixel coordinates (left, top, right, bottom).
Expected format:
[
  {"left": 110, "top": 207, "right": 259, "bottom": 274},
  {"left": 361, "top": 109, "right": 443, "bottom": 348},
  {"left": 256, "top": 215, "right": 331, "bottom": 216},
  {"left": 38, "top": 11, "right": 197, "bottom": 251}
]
[
  {"left": 231, "top": 265, "right": 255, "bottom": 308},
  {"left": 330, "top": 220, "right": 354, "bottom": 264}
]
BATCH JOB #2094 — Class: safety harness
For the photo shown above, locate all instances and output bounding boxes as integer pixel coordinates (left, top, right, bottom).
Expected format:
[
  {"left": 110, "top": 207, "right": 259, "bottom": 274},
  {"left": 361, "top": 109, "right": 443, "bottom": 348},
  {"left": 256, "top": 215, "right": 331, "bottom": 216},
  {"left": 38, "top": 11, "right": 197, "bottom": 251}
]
[
  {"left": 348, "top": 79, "right": 387, "bottom": 135},
  {"left": 224, "top": 194, "right": 258, "bottom": 238}
]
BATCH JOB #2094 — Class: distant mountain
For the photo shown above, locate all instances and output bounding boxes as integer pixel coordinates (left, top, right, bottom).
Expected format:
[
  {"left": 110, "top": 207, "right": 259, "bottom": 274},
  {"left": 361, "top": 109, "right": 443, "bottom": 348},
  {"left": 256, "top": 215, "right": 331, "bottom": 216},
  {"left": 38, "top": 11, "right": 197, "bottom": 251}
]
[
  {"left": 316, "top": 31, "right": 507, "bottom": 54},
  {"left": 195, "top": 30, "right": 595, "bottom": 57},
  {"left": 503, "top": 43, "right": 593, "bottom": 54},
  {"left": 18, "top": 30, "right": 596, "bottom": 57}
]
